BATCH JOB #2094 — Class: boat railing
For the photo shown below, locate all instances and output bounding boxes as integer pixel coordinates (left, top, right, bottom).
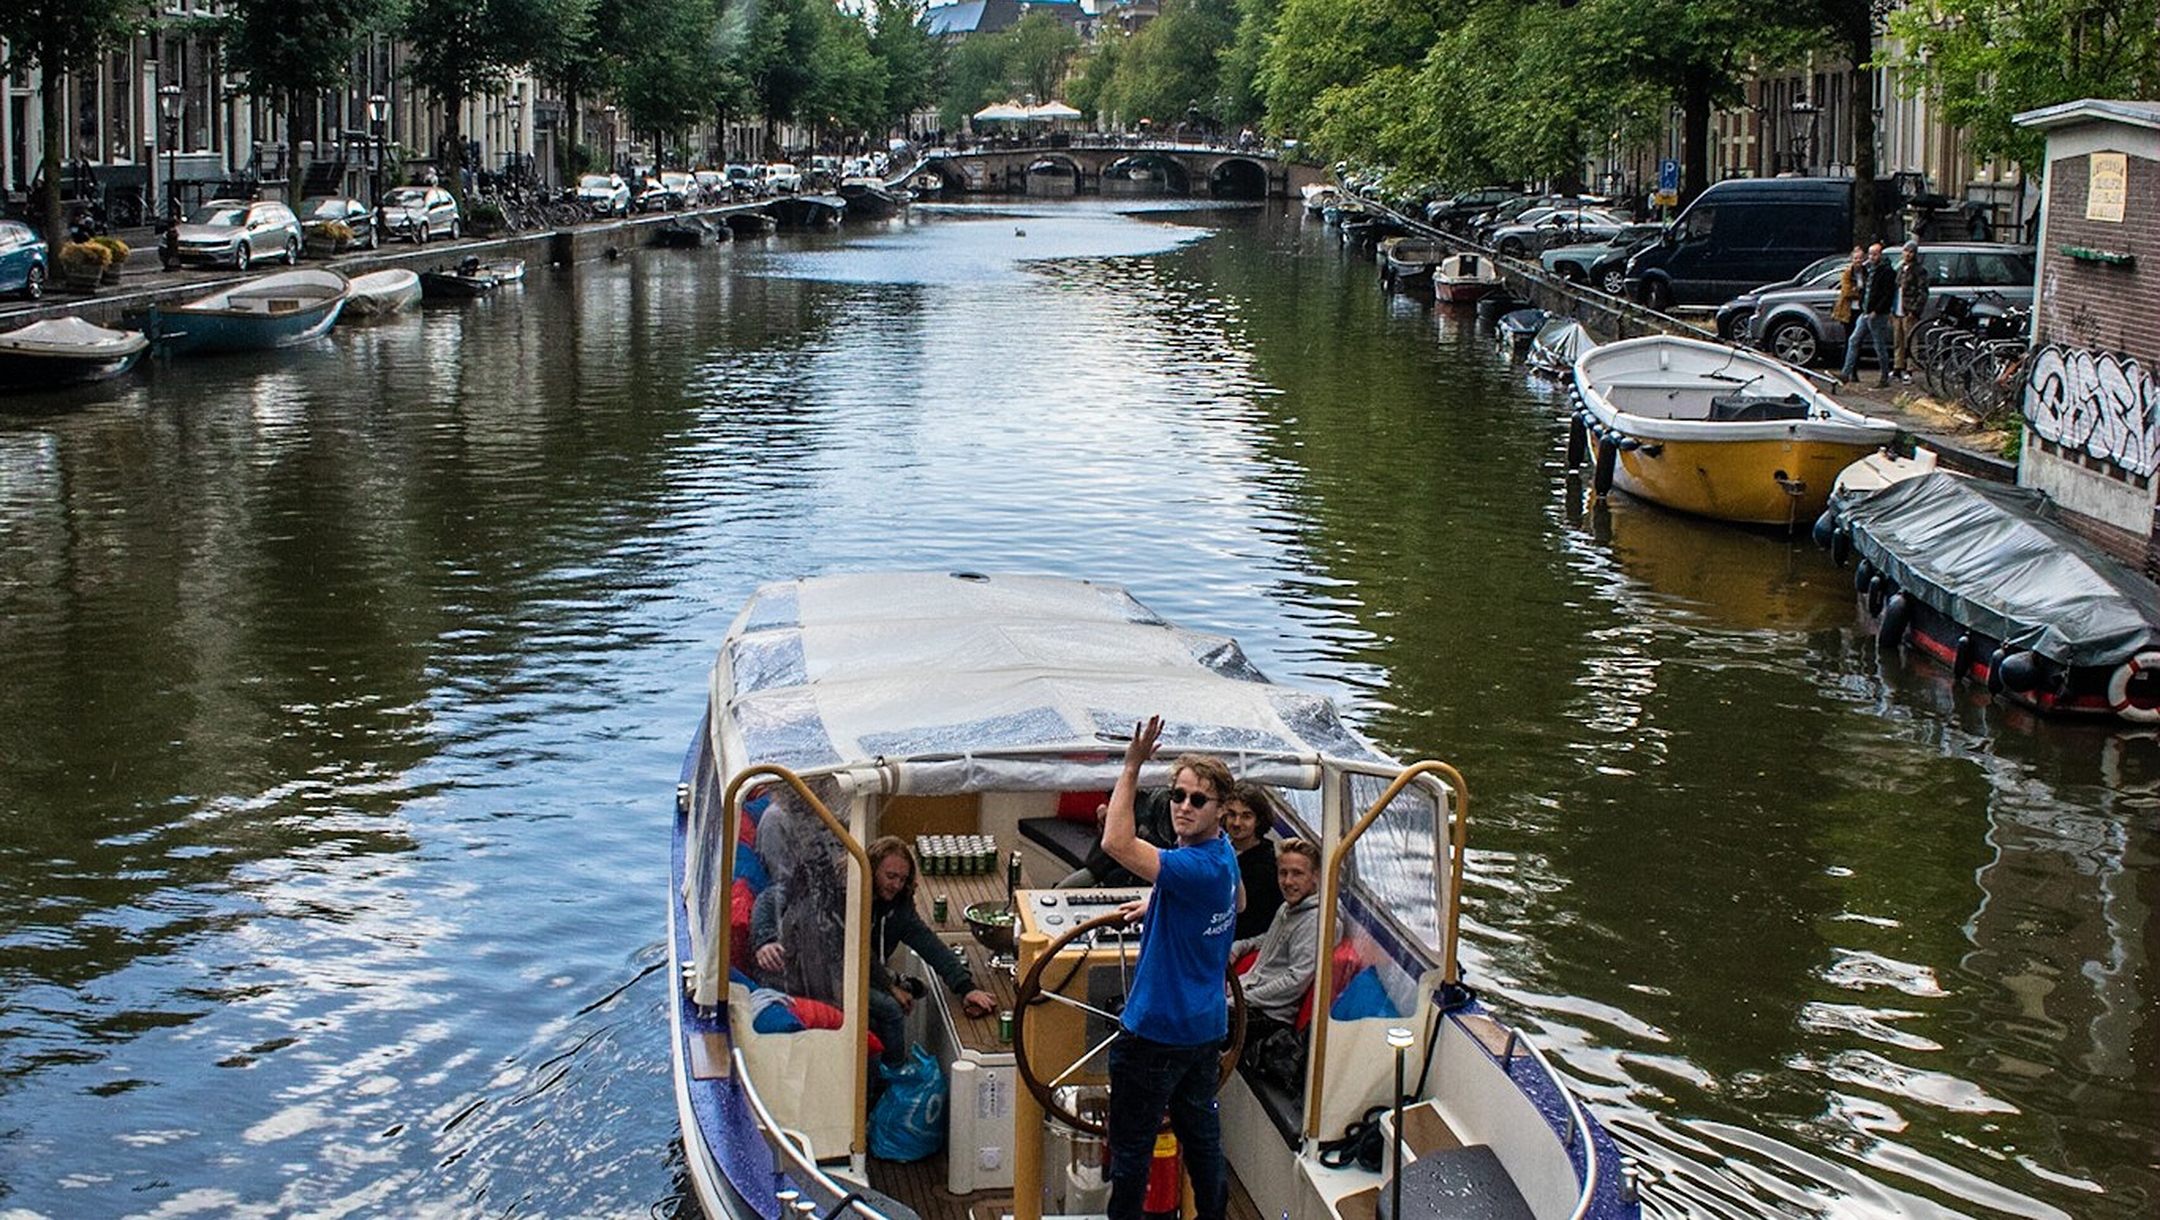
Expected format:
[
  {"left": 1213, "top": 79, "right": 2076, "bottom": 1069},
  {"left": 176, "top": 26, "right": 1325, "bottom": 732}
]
[
  {"left": 721, "top": 762, "right": 874, "bottom": 1159},
  {"left": 1504, "top": 1024, "right": 1601, "bottom": 1220},
  {"left": 731, "top": 1047, "right": 897, "bottom": 1220},
  {"left": 1304, "top": 758, "right": 1467, "bottom": 1141}
]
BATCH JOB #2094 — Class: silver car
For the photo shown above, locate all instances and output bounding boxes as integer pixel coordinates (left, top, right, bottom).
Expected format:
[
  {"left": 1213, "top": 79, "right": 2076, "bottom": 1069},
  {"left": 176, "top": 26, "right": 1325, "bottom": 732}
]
[
  {"left": 169, "top": 198, "right": 302, "bottom": 270},
  {"left": 1743, "top": 244, "right": 2035, "bottom": 366},
  {"left": 1489, "top": 207, "right": 1631, "bottom": 259},
  {"left": 381, "top": 185, "right": 462, "bottom": 243}
]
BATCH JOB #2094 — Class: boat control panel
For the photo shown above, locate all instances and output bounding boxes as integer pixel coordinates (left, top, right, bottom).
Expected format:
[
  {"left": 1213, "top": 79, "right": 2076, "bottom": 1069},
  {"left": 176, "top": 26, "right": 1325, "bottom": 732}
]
[{"left": 1017, "top": 888, "right": 1149, "bottom": 947}]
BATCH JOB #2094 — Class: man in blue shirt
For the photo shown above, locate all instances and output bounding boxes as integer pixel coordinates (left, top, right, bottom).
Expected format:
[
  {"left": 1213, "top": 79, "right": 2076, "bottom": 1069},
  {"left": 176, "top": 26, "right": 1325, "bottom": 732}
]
[{"left": 1102, "top": 715, "right": 1241, "bottom": 1220}]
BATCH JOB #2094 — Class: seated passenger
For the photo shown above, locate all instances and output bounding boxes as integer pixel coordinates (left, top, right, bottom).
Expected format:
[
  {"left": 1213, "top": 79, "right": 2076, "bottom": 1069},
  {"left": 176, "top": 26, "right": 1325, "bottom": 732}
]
[
  {"left": 753, "top": 836, "right": 996, "bottom": 1068},
  {"left": 1056, "top": 788, "right": 1176, "bottom": 888},
  {"left": 1224, "top": 783, "right": 1282, "bottom": 940},
  {"left": 1231, "top": 838, "right": 1321, "bottom": 1066}
]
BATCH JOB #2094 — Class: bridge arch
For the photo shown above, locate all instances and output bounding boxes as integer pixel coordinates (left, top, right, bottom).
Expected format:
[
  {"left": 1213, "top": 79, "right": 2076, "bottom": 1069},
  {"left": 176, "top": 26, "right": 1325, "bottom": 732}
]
[
  {"left": 1103, "top": 153, "right": 1191, "bottom": 195},
  {"left": 907, "top": 160, "right": 967, "bottom": 196},
  {"left": 1207, "top": 158, "right": 1270, "bottom": 199},
  {"left": 1024, "top": 154, "right": 1083, "bottom": 197}
]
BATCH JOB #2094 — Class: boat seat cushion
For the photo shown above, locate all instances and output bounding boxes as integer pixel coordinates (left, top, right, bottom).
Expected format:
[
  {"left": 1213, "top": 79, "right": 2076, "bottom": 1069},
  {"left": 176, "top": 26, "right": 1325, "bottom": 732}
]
[
  {"left": 1019, "top": 816, "right": 1097, "bottom": 870},
  {"left": 1237, "top": 1058, "right": 1304, "bottom": 1149},
  {"left": 1709, "top": 393, "right": 1810, "bottom": 422},
  {"left": 1379, "top": 1145, "right": 1534, "bottom": 1220}
]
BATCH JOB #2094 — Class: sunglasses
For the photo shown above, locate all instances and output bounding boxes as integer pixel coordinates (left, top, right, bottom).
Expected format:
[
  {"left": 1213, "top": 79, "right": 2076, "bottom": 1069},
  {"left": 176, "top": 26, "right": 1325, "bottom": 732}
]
[{"left": 1168, "top": 788, "right": 1218, "bottom": 808}]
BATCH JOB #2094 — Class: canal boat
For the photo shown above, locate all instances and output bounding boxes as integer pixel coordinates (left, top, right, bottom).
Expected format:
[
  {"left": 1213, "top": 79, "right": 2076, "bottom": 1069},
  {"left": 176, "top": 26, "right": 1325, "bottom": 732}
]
[
  {"left": 669, "top": 571, "right": 1642, "bottom": 1220},
  {"left": 838, "top": 178, "right": 911, "bottom": 218},
  {"left": 1817, "top": 469, "right": 2160, "bottom": 720},
  {"left": 653, "top": 215, "right": 724, "bottom": 248},
  {"left": 0, "top": 316, "right": 148, "bottom": 391},
  {"left": 1379, "top": 238, "right": 1445, "bottom": 295},
  {"left": 420, "top": 257, "right": 514, "bottom": 300},
  {"left": 136, "top": 268, "right": 350, "bottom": 355},
  {"left": 1302, "top": 184, "right": 1341, "bottom": 216},
  {"left": 341, "top": 268, "right": 422, "bottom": 319},
  {"left": 1526, "top": 317, "right": 1593, "bottom": 380},
  {"left": 1431, "top": 252, "right": 1501, "bottom": 304},
  {"left": 768, "top": 194, "right": 848, "bottom": 228},
  {"left": 726, "top": 211, "right": 779, "bottom": 237},
  {"left": 1567, "top": 334, "right": 1899, "bottom": 527}
]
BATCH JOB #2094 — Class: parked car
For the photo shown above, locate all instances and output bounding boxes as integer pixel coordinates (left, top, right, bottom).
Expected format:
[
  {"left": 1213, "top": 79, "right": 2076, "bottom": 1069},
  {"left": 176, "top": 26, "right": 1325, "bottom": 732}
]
[
  {"left": 0, "top": 219, "right": 49, "bottom": 299},
  {"left": 1489, "top": 207, "right": 1632, "bottom": 258},
  {"left": 169, "top": 198, "right": 303, "bottom": 270},
  {"left": 1741, "top": 242, "right": 2037, "bottom": 366},
  {"left": 574, "top": 173, "right": 632, "bottom": 217},
  {"left": 297, "top": 195, "right": 376, "bottom": 252},
  {"left": 1710, "top": 253, "right": 1854, "bottom": 340},
  {"left": 724, "top": 164, "right": 765, "bottom": 197},
  {"left": 632, "top": 176, "right": 678, "bottom": 213},
  {"left": 692, "top": 169, "right": 730, "bottom": 202},
  {"left": 658, "top": 171, "right": 703, "bottom": 207},
  {"left": 1541, "top": 222, "right": 1665, "bottom": 293},
  {"left": 1624, "top": 177, "right": 1869, "bottom": 309},
  {"left": 762, "top": 162, "right": 802, "bottom": 194},
  {"left": 1425, "top": 186, "right": 1522, "bottom": 229},
  {"left": 380, "top": 185, "right": 461, "bottom": 243}
]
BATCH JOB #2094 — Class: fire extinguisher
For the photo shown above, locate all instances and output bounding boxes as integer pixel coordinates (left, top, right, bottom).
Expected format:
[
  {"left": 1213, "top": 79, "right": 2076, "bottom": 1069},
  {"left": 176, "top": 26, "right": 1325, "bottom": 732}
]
[{"left": 1143, "top": 1132, "right": 1181, "bottom": 1218}]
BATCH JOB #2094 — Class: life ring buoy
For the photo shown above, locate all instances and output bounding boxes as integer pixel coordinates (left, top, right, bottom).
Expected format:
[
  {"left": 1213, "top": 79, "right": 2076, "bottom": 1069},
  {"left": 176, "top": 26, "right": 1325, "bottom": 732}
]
[{"left": 2106, "top": 650, "right": 2160, "bottom": 722}]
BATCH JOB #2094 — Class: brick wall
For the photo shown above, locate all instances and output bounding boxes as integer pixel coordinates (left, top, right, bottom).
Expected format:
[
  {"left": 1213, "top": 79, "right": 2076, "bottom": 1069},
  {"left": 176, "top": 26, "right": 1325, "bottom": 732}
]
[{"left": 2039, "top": 153, "right": 2160, "bottom": 360}]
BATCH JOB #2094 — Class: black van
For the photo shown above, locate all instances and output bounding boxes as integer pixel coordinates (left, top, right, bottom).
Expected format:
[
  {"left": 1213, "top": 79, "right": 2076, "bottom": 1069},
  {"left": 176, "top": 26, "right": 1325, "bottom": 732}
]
[{"left": 1624, "top": 177, "right": 1861, "bottom": 310}]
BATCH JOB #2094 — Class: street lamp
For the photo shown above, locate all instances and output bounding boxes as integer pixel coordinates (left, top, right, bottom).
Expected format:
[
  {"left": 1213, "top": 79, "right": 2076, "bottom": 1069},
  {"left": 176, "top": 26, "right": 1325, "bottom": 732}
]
[
  {"left": 508, "top": 95, "right": 524, "bottom": 180},
  {"left": 604, "top": 105, "right": 618, "bottom": 174},
  {"left": 1789, "top": 97, "right": 1821, "bottom": 174},
  {"left": 158, "top": 82, "right": 183, "bottom": 228},
  {"left": 367, "top": 93, "right": 388, "bottom": 210}
]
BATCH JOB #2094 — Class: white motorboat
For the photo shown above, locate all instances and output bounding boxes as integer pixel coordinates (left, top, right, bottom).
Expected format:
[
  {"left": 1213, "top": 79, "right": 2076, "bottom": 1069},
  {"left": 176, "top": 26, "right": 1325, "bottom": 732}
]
[{"left": 0, "top": 316, "right": 148, "bottom": 391}]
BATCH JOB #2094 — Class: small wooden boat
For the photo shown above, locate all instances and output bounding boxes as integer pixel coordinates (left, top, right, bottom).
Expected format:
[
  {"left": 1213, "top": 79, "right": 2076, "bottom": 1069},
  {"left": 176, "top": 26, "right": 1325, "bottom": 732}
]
[
  {"left": 420, "top": 257, "right": 506, "bottom": 300},
  {"left": 767, "top": 194, "right": 847, "bottom": 228},
  {"left": 1432, "top": 252, "right": 1501, "bottom": 303},
  {"left": 341, "top": 268, "right": 422, "bottom": 319},
  {"left": 837, "top": 178, "right": 910, "bottom": 218},
  {"left": 1818, "top": 468, "right": 2160, "bottom": 720},
  {"left": 0, "top": 317, "right": 148, "bottom": 391},
  {"left": 724, "top": 210, "right": 778, "bottom": 236},
  {"left": 1493, "top": 308, "right": 1550, "bottom": 357},
  {"left": 653, "top": 215, "right": 723, "bottom": 247},
  {"left": 670, "top": 571, "right": 1642, "bottom": 1220},
  {"left": 1526, "top": 316, "right": 1593, "bottom": 378},
  {"left": 1302, "top": 183, "right": 1341, "bottom": 215},
  {"left": 136, "top": 268, "right": 349, "bottom": 355},
  {"left": 1379, "top": 237, "right": 1445, "bottom": 294},
  {"left": 1568, "top": 334, "right": 1900, "bottom": 526}
]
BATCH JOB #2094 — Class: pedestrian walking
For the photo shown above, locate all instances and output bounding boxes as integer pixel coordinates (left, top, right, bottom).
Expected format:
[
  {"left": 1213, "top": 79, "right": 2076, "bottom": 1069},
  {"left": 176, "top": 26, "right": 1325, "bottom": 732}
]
[
  {"left": 1893, "top": 238, "right": 1930, "bottom": 381},
  {"left": 1840, "top": 243, "right": 1895, "bottom": 387}
]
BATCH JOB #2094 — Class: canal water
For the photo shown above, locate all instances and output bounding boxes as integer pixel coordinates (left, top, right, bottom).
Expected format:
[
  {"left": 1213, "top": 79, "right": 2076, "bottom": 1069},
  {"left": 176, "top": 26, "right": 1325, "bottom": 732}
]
[{"left": 1, "top": 203, "right": 2152, "bottom": 1219}]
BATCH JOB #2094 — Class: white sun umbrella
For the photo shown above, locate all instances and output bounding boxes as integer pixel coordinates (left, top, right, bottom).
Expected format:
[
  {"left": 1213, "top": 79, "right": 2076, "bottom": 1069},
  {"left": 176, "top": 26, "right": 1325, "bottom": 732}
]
[
  {"left": 1028, "top": 101, "right": 1082, "bottom": 120},
  {"left": 973, "top": 102, "right": 1031, "bottom": 121}
]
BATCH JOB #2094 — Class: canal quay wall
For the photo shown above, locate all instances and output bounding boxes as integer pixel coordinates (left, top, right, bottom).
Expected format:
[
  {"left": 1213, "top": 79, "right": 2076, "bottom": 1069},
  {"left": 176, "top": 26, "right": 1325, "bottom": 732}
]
[
  {"left": 1372, "top": 204, "right": 2019, "bottom": 485},
  {"left": 0, "top": 202, "right": 772, "bottom": 331}
]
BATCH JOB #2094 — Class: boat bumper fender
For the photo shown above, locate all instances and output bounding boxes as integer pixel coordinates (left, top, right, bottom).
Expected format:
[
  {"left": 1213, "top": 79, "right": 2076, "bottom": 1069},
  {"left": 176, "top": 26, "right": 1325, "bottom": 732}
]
[
  {"left": 1998, "top": 650, "right": 2050, "bottom": 695},
  {"left": 1952, "top": 633, "right": 1977, "bottom": 682},
  {"left": 1591, "top": 436, "right": 1618, "bottom": 496},
  {"left": 1853, "top": 559, "right": 1874, "bottom": 594},
  {"left": 1986, "top": 649, "right": 2008, "bottom": 695},
  {"left": 1811, "top": 510, "right": 1837, "bottom": 554},
  {"left": 1566, "top": 413, "right": 1588, "bottom": 468},
  {"left": 1866, "top": 574, "right": 1888, "bottom": 617},
  {"left": 1878, "top": 593, "right": 1911, "bottom": 651},
  {"left": 2106, "top": 650, "right": 2160, "bottom": 722}
]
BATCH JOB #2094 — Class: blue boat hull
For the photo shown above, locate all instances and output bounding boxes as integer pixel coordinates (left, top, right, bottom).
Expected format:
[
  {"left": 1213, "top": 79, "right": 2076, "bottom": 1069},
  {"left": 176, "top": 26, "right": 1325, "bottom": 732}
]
[{"left": 144, "top": 298, "right": 345, "bottom": 355}]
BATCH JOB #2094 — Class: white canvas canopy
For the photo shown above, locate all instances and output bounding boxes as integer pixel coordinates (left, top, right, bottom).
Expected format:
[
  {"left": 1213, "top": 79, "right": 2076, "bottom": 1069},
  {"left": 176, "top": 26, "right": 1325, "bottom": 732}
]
[
  {"left": 707, "top": 572, "right": 1383, "bottom": 795},
  {"left": 1028, "top": 101, "right": 1082, "bottom": 119},
  {"left": 972, "top": 102, "right": 1031, "bottom": 121}
]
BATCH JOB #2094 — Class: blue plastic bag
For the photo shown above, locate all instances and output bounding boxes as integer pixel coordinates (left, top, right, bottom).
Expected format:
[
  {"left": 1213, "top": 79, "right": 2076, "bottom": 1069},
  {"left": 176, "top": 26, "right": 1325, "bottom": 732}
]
[{"left": 867, "top": 1046, "right": 948, "bottom": 1161}]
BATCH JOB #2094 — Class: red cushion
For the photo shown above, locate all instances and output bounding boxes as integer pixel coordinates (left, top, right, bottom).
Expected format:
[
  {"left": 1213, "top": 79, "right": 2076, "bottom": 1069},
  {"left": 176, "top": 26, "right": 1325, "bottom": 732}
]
[
  {"left": 729, "top": 879, "right": 756, "bottom": 972},
  {"left": 1295, "top": 985, "right": 1316, "bottom": 1030},
  {"left": 1330, "top": 940, "right": 1363, "bottom": 1001},
  {"left": 1057, "top": 790, "right": 1110, "bottom": 823},
  {"left": 790, "top": 997, "right": 883, "bottom": 1057},
  {"left": 1234, "top": 948, "right": 1260, "bottom": 975}
]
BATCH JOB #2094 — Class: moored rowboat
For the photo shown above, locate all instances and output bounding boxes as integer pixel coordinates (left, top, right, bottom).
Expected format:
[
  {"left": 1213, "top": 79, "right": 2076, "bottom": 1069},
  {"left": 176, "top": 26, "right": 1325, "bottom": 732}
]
[
  {"left": 1569, "top": 334, "right": 1899, "bottom": 526},
  {"left": 135, "top": 268, "right": 350, "bottom": 355},
  {"left": 0, "top": 316, "right": 148, "bottom": 391},
  {"left": 341, "top": 268, "right": 422, "bottom": 318}
]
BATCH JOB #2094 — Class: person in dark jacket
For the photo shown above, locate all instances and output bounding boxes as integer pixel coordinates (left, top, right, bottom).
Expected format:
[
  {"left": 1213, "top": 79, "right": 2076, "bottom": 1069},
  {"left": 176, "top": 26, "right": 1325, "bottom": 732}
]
[
  {"left": 1057, "top": 788, "right": 1177, "bottom": 888},
  {"left": 753, "top": 836, "right": 996, "bottom": 1066},
  {"left": 1893, "top": 238, "right": 1930, "bottom": 381},
  {"left": 1840, "top": 242, "right": 1895, "bottom": 386},
  {"left": 1224, "top": 782, "right": 1282, "bottom": 941}
]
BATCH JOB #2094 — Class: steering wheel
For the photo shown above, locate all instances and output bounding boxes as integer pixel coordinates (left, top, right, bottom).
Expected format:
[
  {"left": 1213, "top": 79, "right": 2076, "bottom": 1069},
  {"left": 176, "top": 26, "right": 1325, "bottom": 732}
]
[{"left": 1011, "top": 908, "right": 1247, "bottom": 1135}]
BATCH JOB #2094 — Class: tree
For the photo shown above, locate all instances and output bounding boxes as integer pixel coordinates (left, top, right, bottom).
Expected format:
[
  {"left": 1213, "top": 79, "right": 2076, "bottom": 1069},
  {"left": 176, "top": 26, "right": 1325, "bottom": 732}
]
[
  {"left": 402, "top": 0, "right": 586, "bottom": 199},
  {"left": 799, "top": 0, "right": 886, "bottom": 139},
  {"left": 1886, "top": 0, "right": 2160, "bottom": 170},
  {"left": 0, "top": 0, "right": 146, "bottom": 245},
  {"left": 1255, "top": 0, "right": 1437, "bottom": 138},
  {"left": 612, "top": 0, "right": 720, "bottom": 163},
  {"left": 1099, "top": 0, "right": 1239, "bottom": 135},
  {"left": 1002, "top": 12, "right": 1080, "bottom": 104},
  {"left": 222, "top": 0, "right": 396, "bottom": 204},
  {"left": 868, "top": 0, "right": 941, "bottom": 135}
]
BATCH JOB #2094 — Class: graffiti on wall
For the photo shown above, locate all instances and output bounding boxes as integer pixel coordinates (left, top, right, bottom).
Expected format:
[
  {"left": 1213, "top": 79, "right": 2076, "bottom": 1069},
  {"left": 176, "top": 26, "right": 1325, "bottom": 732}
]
[{"left": 2022, "top": 344, "right": 2160, "bottom": 479}]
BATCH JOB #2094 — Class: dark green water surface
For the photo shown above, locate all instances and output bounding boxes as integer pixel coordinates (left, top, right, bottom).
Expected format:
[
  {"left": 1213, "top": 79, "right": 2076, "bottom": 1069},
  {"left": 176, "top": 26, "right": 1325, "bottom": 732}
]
[{"left": 1, "top": 203, "right": 2152, "bottom": 1218}]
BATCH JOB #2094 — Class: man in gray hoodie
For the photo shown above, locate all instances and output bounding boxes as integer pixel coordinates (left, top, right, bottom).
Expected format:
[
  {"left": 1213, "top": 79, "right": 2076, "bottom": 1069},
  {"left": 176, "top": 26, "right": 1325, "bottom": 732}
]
[{"left": 1231, "top": 838, "right": 1322, "bottom": 1032}]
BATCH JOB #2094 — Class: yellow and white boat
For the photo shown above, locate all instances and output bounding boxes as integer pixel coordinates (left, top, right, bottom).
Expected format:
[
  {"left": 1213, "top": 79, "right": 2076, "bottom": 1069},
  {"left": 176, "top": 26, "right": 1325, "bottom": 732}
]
[{"left": 1568, "top": 335, "right": 1899, "bottom": 527}]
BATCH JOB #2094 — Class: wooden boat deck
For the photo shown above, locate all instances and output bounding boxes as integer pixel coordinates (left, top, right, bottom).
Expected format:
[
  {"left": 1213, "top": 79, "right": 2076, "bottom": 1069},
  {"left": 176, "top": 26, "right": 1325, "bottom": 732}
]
[{"left": 867, "top": 1149, "right": 1263, "bottom": 1220}]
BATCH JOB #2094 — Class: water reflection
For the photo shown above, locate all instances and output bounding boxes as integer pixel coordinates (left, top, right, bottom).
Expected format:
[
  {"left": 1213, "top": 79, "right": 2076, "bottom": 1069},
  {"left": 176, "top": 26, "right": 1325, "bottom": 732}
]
[{"left": 0, "top": 204, "right": 2148, "bottom": 1220}]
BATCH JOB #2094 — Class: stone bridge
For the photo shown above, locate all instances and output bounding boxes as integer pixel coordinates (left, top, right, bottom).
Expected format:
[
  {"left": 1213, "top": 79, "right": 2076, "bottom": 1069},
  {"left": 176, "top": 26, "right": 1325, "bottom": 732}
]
[{"left": 903, "top": 144, "right": 1325, "bottom": 200}]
